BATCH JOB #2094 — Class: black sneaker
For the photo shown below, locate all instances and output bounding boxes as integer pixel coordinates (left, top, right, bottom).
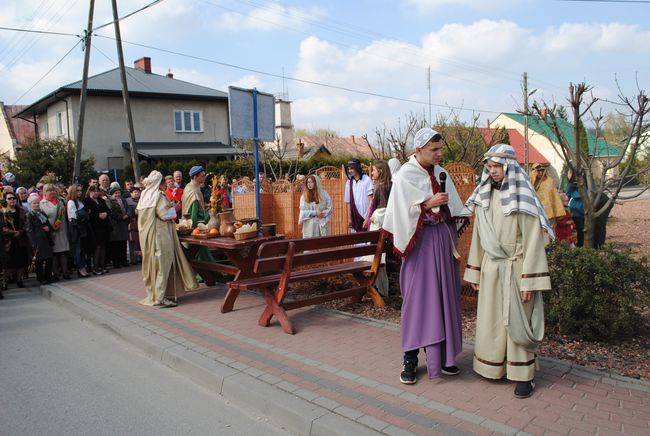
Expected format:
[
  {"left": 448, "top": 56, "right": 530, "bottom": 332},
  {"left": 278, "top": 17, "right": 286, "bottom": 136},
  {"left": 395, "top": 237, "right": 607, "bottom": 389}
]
[
  {"left": 514, "top": 380, "right": 535, "bottom": 399},
  {"left": 441, "top": 365, "right": 460, "bottom": 376},
  {"left": 400, "top": 361, "right": 417, "bottom": 384}
]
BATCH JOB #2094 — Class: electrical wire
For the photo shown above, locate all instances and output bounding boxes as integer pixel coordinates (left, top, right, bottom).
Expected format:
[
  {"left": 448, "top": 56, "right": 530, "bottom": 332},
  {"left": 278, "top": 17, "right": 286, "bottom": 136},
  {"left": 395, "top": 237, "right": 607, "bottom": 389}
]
[
  {"left": 0, "top": 0, "right": 51, "bottom": 59},
  {"left": 222, "top": 0, "right": 538, "bottom": 85},
  {"left": 12, "top": 40, "right": 82, "bottom": 105},
  {"left": 92, "top": 33, "right": 503, "bottom": 114},
  {"left": 3, "top": 0, "right": 80, "bottom": 72},
  {"left": 92, "top": 0, "right": 167, "bottom": 32},
  {"left": 0, "top": 26, "right": 80, "bottom": 37},
  {"left": 201, "top": 0, "right": 520, "bottom": 94}
]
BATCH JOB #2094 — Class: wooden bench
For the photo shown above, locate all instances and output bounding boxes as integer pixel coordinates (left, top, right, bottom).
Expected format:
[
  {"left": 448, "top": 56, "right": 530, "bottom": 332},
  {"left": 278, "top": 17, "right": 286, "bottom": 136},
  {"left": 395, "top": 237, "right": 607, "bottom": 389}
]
[{"left": 227, "top": 231, "right": 386, "bottom": 334}]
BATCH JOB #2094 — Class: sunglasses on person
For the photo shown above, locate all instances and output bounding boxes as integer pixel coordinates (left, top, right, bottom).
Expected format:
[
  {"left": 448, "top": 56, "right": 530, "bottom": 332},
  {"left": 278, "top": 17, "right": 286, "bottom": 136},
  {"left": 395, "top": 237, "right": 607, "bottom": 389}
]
[{"left": 5, "top": 196, "right": 16, "bottom": 200}]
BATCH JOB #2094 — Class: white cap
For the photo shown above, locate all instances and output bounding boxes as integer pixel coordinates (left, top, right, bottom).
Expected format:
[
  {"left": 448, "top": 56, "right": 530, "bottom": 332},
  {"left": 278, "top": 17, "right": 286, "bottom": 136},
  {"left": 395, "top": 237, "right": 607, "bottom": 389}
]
[{"left": 413, "top": 127, "right": 441, "bottom": 149}]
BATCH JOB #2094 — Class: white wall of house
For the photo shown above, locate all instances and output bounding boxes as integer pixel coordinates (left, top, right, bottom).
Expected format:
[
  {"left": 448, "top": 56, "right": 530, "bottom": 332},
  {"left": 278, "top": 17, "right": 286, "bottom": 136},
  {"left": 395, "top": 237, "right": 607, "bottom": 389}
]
[
  {"left": 491, "top": 114, "right": 566, "bottom": 174},
  {"left": 41, "top": 99, "right": 73, "bottom": 142},
  {"left": 0, "top": 109, "right": 16, "bottom": 160},
  {"left": 492, "top": 114, "right": 619, "bottom": 180},
  {"left": 40, "top": 95, "right": 229, "bottom": 170}
]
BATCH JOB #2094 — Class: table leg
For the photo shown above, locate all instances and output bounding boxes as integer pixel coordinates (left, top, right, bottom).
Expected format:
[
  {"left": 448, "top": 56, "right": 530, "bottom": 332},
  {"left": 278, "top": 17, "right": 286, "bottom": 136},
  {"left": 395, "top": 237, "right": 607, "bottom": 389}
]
[{"left": 220, "top": 248, "right": 254, "bottom": 313}]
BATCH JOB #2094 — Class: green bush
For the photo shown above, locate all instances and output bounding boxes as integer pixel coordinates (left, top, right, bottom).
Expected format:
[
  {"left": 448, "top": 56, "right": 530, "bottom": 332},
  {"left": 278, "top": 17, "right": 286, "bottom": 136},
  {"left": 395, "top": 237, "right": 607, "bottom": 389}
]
[{"left": 545, "top": 243, "right": 650, "bottom": 342}]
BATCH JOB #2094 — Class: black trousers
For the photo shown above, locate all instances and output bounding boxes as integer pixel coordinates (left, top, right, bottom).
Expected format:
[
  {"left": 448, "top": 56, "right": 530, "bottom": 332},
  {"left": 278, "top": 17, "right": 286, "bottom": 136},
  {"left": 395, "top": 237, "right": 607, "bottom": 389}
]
[
  {"left": 35, "top": 258, "right": 53, "bottom": 283},
  {"left": 109, "top": 240, "right": 128, "bottom": 267}
]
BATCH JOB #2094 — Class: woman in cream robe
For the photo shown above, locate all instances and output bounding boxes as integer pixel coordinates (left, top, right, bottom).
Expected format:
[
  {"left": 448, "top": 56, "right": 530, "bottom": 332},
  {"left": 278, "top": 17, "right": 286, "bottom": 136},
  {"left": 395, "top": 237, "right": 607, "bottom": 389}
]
[
  {"left": 137, "top": 171, "right": 197, "bottom": 307},
  {"left": 298, "top": 175, "right": 332, "bottom": 238}
]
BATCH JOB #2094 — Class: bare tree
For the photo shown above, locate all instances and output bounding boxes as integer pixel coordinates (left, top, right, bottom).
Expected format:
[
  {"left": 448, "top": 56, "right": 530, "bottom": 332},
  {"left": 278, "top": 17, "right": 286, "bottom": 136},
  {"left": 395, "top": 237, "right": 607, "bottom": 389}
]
[
  {"left": 433, "top": 109, "right": 495, "bottom": 169},
  {"left": 365, "top": 112, "right": 426, "bottom": 161},
  {"left": 262, "top": 135, "right": 300, "bottom": 181},
  {"left": 531, "top": 81, "right": 650, "bottom": 248}
]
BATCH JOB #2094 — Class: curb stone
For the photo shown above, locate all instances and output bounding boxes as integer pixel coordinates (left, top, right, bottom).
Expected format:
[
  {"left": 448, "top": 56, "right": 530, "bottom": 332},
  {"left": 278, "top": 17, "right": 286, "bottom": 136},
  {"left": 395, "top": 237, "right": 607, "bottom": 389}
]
[{"left": 35, "top": 284, "right": 384, "bottom": 436}]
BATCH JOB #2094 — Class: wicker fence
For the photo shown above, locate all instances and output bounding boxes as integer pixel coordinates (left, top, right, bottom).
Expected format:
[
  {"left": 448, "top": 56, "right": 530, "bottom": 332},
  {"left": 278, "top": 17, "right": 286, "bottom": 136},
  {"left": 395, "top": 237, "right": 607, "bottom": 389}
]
[
  {"left": 231, "top": 163, "right": 478, "bottom": 306},
  {"left": 231, "top": 162, "right": 476, "bottom": 253}
]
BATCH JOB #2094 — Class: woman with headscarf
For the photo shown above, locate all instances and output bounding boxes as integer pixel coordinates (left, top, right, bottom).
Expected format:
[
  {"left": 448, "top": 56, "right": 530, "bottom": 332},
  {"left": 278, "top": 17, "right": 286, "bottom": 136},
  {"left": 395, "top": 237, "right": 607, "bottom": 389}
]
[
  {"left": 40, "top": 184, "right": 70, "bottom": 280},
  {"left": 387, "top": 158, "right": 402, "bottom": 177},
  {"left": 298, "top": 175, "right": 333, "bottom": 238},
  {"left": 137, "top": 171, "right": 197, "bottom": 308},
  {"left": 464, "top": 143, "right": 553, "bottom": 399},
  {"left": 108, "top": 187, "right": 131, "bottom": 269},
  {"left": 26, "top": 194, "right": 54, "bottom": 284},
  {"left": 530, "top": 163, "right": 565, "bottom": 225}
]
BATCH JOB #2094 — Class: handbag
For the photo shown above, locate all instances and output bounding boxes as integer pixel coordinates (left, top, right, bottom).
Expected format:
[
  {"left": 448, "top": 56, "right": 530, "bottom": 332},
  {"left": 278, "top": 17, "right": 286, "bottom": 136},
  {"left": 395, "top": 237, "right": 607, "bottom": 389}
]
[{"left": 76, "top": 206, "right": 89, "bottom": 224}]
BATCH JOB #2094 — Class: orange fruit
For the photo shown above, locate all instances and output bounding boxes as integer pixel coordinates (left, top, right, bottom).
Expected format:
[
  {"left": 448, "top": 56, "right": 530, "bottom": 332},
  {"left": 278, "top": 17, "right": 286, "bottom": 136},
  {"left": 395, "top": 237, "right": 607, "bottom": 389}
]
[
  {"left": 209, "top": 228, "right": 218, "bottom": 235},
  {"left": 191, "top": 228, "right": 201, "bottom": 236}
]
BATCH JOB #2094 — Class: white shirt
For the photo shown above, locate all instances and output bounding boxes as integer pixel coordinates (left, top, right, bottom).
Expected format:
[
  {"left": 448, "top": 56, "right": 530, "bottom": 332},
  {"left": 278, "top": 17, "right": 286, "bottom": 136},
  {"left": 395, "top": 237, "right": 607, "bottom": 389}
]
[{"left": 344, "top": 174, "right": 373, "bottom": 219}]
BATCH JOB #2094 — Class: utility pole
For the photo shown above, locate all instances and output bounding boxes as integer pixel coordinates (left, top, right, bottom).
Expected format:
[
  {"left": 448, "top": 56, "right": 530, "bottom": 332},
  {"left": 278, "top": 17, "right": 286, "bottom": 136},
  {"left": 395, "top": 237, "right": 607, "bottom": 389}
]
[
  {"left": 523, "top": 71, "right": 529, "bottom": 173},
  {"left": 73, "top": 0, "right": 95, "bottom": 182},
  {"left": 111, "top": 0, "right": 141, "bottom": 181}
]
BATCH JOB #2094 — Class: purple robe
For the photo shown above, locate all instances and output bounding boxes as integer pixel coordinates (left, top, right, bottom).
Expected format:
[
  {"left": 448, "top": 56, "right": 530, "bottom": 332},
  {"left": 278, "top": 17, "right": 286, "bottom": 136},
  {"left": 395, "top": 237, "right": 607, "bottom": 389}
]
[{"left": 400, "top": 222, "right": 463, "bottom": 378}]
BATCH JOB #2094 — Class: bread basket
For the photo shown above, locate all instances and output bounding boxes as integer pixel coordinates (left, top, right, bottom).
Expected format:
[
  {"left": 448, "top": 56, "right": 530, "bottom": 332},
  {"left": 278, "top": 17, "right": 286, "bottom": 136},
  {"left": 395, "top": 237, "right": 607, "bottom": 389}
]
[{"left": 233, "top": 230, "right": 257, "bottom": 240}]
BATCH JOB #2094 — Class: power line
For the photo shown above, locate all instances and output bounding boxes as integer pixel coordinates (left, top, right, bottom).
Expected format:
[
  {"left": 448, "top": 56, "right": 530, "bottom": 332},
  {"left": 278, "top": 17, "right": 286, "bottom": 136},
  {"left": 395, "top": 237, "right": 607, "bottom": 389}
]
[
  {"left": 0, "top": 0, "right": 51, "bottom": 59},
  {"left": 92, "top": 33, "right": 502, "bottom": 114},
  {"left": 0, "top": 26, "right": 80, "bottom": 37},
  {"left": 12, "top": 40, "right": 82, "bottom": 105},
  {"left": 3, "top": 0, "right": 80, "bottom": 72},
  {"left": 223, "top": 0, "right": 540, "bottom": 86},
  {"left": 201, "top": 0, "right": 519, "bottom": 94},
  {"left": 92, "top": 0, "right": 166, "bottom": 32},
  {"left": 556, "top": 0, "right": 650, "bottom": 3}
]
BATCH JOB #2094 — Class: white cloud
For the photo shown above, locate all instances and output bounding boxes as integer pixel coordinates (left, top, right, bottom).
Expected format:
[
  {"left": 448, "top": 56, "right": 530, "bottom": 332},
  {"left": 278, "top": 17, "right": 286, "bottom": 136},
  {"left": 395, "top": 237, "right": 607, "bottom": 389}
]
[
  {"left": 403, "top": 0, "right": 521, "bottom": 13},
  {"left": 542, "top": 22, "right": 650, "bottom": 53},
  {"left": 290, "top": 18, "right": 648, "bottom": 135},
  {"left": 227, "top": 74, "right": 266, "bottom": 90},
  {"left": 214, "top": 2, "right": 326, "bottom": 32}
]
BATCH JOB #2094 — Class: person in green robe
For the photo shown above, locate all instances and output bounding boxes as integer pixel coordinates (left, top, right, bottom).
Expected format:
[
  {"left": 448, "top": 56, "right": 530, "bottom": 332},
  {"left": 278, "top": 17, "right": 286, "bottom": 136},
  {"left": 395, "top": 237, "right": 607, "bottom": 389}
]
[
  {"left": 181, "top": 165, "right": 210, "bottom": 227},
  {"left": 180, "top": 165, "right": 215, "bottom": 265},
  {"left": 137, "top": 171, "right": 197, "bottom": 308}
]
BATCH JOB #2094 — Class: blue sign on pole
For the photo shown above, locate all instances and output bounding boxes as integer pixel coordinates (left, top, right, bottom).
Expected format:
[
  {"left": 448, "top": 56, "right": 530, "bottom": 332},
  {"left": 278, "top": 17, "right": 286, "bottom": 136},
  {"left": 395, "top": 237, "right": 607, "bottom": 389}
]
[{"left": 228, "top": 86, "right": 276, "bottom": 221}]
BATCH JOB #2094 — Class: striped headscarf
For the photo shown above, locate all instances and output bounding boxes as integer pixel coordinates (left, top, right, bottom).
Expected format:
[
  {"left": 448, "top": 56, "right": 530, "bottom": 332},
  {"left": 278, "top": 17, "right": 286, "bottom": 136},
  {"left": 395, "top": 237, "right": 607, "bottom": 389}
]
[{"left": 465, "top": 144, "right": 555, "bottom": 239}]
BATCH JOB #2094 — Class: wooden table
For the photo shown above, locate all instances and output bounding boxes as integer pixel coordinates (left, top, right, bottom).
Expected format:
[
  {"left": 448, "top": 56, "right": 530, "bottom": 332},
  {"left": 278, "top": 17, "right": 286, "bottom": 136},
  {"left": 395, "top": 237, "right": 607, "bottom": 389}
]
[{"left": 179, "top": 234, "right": 284, "bottom": 313}]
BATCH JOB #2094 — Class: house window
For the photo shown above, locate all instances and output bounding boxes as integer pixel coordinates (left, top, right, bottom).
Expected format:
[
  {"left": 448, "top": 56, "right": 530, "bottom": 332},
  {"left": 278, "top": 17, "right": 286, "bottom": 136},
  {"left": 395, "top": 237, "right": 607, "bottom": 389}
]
[
  {"left": 56, "top": 112, "right": 64, "bottom": 136},
  {"left": 173, "top": 110, "right": 203, "bottom": 133}
]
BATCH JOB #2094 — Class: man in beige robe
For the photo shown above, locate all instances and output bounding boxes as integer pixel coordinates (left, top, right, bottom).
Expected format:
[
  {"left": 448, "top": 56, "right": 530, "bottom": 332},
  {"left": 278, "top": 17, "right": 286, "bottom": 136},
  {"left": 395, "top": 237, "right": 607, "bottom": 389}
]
[
  {"left": 464, "top": 144, "right": 553, "bottom": 399},
  {"left": 138, "top": 171, "right": 197, "bottom": 307}
]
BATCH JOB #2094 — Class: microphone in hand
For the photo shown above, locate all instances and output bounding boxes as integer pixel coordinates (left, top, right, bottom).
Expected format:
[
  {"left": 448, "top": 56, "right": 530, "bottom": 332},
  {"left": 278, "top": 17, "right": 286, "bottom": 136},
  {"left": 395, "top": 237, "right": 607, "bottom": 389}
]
[{"left": 439, "top": 172, "right": 447, "bottom": 193}]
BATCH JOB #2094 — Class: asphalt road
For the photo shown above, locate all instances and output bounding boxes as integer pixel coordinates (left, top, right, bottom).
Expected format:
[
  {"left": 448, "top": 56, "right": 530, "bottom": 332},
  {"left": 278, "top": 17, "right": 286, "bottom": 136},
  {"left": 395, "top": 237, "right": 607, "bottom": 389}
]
[{"left": 0, "top": 286, "right": 290, "bottom": 436}]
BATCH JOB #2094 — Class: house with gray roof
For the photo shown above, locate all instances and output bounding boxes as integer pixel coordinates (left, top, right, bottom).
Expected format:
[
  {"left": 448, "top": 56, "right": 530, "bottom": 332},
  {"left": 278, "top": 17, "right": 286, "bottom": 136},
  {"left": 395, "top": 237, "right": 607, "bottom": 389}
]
[{"left": 15, "top": 57, "right": 237, "bottom": 172}]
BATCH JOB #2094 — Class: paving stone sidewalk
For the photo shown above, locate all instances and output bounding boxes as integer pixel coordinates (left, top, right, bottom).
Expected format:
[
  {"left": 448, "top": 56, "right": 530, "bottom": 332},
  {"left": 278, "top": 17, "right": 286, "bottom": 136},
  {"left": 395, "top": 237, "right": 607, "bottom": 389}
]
[{"left": 37, "top": 268, "right": 650, "bottom": 435}]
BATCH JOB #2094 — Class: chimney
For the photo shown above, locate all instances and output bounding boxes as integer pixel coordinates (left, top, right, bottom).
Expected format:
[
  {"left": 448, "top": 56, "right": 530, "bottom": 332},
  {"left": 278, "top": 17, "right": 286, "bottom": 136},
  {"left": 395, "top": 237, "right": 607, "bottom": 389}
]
[
  {"left": 134, "top": 57, "right": 151, "bottom": 73},
  {"left": 487, "top": 118, "right": 490, "bottom": 129},
  {"left": 351, "top": 135, "right": 355, "bottom": 144},
  {"left": 166, "top": 69, "right": 173, "bottom": 79},
  {"left": 297, "top": 140, "right": 304, "bottom": 159}
]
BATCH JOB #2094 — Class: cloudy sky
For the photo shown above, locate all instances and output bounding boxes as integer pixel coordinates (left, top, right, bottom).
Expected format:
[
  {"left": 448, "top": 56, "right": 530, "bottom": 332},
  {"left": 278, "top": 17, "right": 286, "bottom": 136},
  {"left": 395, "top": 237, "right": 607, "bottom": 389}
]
[{"left": 1, "top": 0, "right": 648, "bottom": 137}]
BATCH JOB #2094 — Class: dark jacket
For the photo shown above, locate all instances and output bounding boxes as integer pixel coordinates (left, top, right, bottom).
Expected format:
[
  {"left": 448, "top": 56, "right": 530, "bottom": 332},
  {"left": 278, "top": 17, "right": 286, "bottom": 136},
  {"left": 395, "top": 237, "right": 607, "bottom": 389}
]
[
  {"left": 109, "top": 197, "right": 131, "bottom": 242},
  {"left": 26, "top": 209, "right": 54, "bottom": 260},
  {"left": 84, "top": 197, "right": 112, "bottom": 245}
]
